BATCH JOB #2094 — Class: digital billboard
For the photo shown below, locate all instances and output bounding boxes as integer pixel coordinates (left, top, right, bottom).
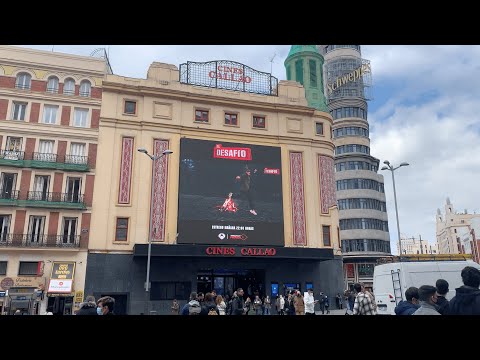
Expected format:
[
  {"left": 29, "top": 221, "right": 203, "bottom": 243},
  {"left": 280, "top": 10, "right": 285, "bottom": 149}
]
[{"left": 178, "top": 138, "right": 284, "bottom": 246}]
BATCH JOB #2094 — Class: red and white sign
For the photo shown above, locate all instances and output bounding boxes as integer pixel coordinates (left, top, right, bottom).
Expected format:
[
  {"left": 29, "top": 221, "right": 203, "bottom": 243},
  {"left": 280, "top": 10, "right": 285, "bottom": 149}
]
[
  {"left": 208, "top": 66, "right": 252, "bottom": 83},
  {"left": 48, "top": 279, "right": 73, "bottom": 293},
  {"left": 213, "top": 144, "right": 252, "bottom": 161},
  {"left": 263, "top": 168, "right": 280, "bottom": 175}
]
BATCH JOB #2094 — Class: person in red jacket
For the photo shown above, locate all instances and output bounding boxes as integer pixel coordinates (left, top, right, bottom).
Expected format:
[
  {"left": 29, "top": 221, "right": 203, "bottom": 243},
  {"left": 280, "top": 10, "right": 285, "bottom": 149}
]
[{"left": 219, "top": 192, "right": 238, "bottom": 213}]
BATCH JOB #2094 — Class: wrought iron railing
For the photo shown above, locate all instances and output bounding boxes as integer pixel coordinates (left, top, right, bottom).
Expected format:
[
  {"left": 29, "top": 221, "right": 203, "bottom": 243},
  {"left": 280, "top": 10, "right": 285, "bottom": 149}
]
[
  {"left": 63, "top": 89, "right": 75, "bottom": 95},
  {"left": 0, "top": 190, "right": 19, "bottom": 200},
  {"left": 27, "top": 191, "right": 84, "bottom": 204},
  {"left": 15, "top": 83, "right": 31, "bottom": 90},
  {"left": 46, "top": 87, "right": 59, "bottom": 94},
  {"left": 65, "top": 155, "right": 88, "bottom": 165},
  {"left": 33, "top": 152, "right": 57, "bottom": 162},
  {"left": 0, "top": 150, "right": 25, "bottom": 160},
  {"left": 0, "top": 234, "right": 80, "bottom": 248},
  {"left": 79, "top": 90, "right": 91, "bottom": 97}
]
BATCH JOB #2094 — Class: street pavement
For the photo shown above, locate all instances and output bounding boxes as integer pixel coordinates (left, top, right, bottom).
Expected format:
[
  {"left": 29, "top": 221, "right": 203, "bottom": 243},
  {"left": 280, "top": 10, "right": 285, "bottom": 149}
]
[{"left": 315, "top": 309, "right": 346, "bottom": 315}]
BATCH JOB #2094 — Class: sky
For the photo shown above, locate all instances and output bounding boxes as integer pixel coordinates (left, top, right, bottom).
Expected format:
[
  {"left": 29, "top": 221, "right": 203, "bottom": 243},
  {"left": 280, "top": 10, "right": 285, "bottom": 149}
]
[{"left": 19, "top": 45, "right": 480, "bottom": 254}]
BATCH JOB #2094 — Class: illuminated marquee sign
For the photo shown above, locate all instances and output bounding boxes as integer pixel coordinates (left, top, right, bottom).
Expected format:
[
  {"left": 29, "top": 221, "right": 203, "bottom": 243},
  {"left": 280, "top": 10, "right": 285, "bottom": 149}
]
[
  {"left": 179, "top": 60, "right": 278, "bottom": 96},
  {"left": 326, "top": 62, "right": 371, "bottom": 95}
]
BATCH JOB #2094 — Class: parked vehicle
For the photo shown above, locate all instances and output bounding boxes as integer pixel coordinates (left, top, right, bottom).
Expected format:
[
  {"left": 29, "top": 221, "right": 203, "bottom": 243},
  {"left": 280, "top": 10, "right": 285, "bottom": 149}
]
[{"left": 373, "top": 254, "right": 480, "bottom": 315}]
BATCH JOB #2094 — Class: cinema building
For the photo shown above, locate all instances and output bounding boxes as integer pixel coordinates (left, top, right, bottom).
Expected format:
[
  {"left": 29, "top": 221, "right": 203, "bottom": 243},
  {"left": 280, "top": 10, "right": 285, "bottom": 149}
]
[
  {"left": 320, "top": 45, "right": 391, "bottom": 290},
  {"left": 85, "top": 47, "right": 343, "bottom": 314},
  {"left": 0, "top": 46, "right": 110, "bottom": 314}
]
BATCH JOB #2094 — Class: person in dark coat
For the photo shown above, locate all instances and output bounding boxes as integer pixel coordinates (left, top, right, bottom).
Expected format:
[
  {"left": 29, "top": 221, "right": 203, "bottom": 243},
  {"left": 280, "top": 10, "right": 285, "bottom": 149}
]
[
  {"left": 449, "top": 266, "right": 480, "bottom": 315},
  {"left": 97, "top": 296, "right": 115, "bottom": 315},
  {"left": 435, "top": 279, "right": 450, "bottom": 315},
  {"left": 231, "top": 288, "right": 245, "bottom": 315},
  {"left": 200, "top": 292, "right": 219, "bottom": 315},
  {"left": 395, "top": 287, "right": 420, "bottom": 315},
  {"left": 76, "top": 295, "right": 98, "bottom": 315}
]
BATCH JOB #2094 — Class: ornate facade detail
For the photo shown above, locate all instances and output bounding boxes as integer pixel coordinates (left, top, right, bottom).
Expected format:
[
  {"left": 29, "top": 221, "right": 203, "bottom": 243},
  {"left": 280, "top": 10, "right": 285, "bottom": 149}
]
[
  {"left": 318, "top": 155, "right": 337, "bottom": 214},
  {"left": 150, "top": 139, "right": 169, "bottom": 242},
  {"left": 290, "top": 152, "right": 307, "bottom": 246},
  {"left": 118, "top": 137, "right": 134, "bottom": 204}
]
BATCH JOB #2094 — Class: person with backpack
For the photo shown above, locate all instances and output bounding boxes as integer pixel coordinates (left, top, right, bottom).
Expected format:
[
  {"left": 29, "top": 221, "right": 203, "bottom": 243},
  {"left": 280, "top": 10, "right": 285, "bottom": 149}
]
[
  {"left": 181, "top": 292, "right": 201, "bottom": 315},
  {"left": 200, "top": 292, "right": 220, "bottom": 315}
]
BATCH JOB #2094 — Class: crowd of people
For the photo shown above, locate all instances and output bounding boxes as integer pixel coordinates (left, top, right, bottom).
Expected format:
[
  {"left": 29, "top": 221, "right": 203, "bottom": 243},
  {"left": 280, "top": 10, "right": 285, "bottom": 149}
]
[{"left": 75, "top": 295, "right": 115, "bottom": 315}]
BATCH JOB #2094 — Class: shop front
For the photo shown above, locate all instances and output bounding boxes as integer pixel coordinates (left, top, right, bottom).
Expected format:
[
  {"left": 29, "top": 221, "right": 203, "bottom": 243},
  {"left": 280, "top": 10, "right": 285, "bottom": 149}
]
[
  {"left": 0, "top": 276, "right": 45, "bottom": 315},
  {"left": 46, "top": 262, "right": 76, "bottom": 315},
  {"left": 85, "top": 244, "right": 344, "bottom": 315}
]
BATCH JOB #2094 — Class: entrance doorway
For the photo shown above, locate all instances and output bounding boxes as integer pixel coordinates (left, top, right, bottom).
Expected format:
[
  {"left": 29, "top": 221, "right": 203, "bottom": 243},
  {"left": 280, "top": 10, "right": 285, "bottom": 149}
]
[{"left": 196, "top": 269, "right": 265, "bottom": 299}]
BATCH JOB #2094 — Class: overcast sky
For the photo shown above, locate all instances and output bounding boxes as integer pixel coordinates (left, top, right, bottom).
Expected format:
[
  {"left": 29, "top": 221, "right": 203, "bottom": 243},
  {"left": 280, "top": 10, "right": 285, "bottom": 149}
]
[{"left": 19, "top": 45, "right": 480, "bottom": 254}]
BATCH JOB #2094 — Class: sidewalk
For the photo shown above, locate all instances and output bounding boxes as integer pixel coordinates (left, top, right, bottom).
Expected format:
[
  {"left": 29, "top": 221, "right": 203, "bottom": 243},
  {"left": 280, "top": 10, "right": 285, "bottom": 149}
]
[{"left": 315, "top": 309, "right": 346, "bottom": 315}]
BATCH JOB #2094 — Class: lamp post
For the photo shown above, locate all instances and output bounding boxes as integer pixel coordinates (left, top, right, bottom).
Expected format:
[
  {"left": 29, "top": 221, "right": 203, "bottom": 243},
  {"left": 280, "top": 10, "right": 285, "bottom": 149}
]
[
  {"left": 381, "top": 160, "right": 409, "bottom": 257},
  {"left": 137, "top": 147, "right": 173, "bottom": 315}
]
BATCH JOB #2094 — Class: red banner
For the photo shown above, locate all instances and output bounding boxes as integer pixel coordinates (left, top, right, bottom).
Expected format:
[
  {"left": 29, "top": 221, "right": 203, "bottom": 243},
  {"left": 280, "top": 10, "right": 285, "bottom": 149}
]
[
  {"left": 264, "top": 168, "right": 280, "bottom": 175},
  {"left": 213, "top": 144, "right": 252, "bottom": 161}
]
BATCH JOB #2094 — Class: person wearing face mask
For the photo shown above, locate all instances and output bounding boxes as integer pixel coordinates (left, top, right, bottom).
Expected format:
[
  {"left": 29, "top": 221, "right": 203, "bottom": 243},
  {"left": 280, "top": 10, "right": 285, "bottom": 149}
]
[
  {"left": 96, "top": 296, "right": 115, "bottom": 315},
  {"left": 412, "top": 285, "right": 440, "bottom": 315}
]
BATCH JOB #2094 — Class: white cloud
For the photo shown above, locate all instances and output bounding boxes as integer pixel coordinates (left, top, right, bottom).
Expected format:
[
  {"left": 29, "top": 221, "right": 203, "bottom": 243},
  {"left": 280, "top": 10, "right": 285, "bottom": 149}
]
[{"left": 16, "top": 44, "right": 480, "bottom": 255}]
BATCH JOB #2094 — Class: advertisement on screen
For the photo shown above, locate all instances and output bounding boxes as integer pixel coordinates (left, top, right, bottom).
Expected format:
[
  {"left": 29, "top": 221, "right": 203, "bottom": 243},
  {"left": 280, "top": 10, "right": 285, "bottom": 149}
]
[{"left": 177, "top": 138, "right": 284, "bottom": 246}]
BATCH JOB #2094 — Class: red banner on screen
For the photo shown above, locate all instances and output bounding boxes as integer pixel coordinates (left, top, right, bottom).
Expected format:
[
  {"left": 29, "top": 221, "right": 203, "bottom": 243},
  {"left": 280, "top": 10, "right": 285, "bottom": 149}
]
[
  {"left": 264, "top": 168, "right": 280, "bottom": 175},
  {"left": 213, "top": 144, "right": 252, "bottom": 161}
]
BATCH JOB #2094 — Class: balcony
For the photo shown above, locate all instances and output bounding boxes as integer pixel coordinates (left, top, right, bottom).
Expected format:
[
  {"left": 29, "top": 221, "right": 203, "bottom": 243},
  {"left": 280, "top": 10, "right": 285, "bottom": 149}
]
[
  {"left": 25, "top": 191, "right": 85, "bottom": 209},
  {"left": 0, "top": 190, "right": 20, "bottom": 206},
  {"left": 0, "top": 234, "right": 80, "bottom": 248},
  {"left": 0, "top": 150, "right": 89, "bottom": 172}
]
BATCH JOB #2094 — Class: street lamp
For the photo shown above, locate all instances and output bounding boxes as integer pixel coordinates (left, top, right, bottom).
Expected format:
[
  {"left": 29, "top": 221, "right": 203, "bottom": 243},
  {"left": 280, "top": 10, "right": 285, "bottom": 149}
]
[
  {"left": 137, "top": 147, "right": 173, "bottom": 314},
  {"left": 381, "top": 160, "right": 409, "bottom": 257}
]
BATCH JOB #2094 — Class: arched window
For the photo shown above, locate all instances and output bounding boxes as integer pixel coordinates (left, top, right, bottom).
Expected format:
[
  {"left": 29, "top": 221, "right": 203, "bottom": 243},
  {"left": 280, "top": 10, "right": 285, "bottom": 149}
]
[
  {"left": 47, "top": 76, "right": 59, "bottom": 93},
  {"left": 63, "top": 78, "right": 75, "bottom": 95},
  {"left": 15, "top": 72, "right": 31, "bottom": 90},
  {"left": 79, "top": 80, "right": 91, "bottom": 97}
]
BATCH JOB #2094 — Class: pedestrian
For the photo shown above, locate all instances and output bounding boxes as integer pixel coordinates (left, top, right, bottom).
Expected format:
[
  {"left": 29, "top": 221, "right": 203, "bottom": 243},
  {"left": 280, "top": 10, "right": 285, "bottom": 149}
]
[
  {"left": 293, "top": 290, "right": 305, "bottom": 315},
  {"left": 263, "top": 295, "right": 271, "bottom": 315},
  {"left": 324, "top": 295, "right": 330, "bottom": 314},
  {"left": 200, "top": 292, "right": 219, "bottom": 315},
  {"left": 216, "top": 295, "right": 227, "bottom": 315},
  {"left": 171, "top": 299, "right": 180, "bottom": 315},
  {"left": 76, "top": 295, "right": 97, "bottom": 315},
  {"left": 304, "top": 288, "right": 317, "bottom": 315},
  {"left": 253, "top": 295, "right": 263, "bottom": 315},
  {"left": 412, "top": 285, "right": 440, "bottom": 315},
  {"left": 449, "top": 266, "right": 480, "bottom": 315},
  {"left": 394, "top": 287, "right": 420, "bottom": 315},
  {"left": 231, "top": 288, "right": 245, "bottom": 315},
  {"left": 352, "top": 283, "right": 376, "bottom": 315},
  {"left": 279, "top": 294, "right": 285, "bottom": 315},
  {"left": 180, "top": 292, "right": 201, "bottom": 315},
  {"left": 335, "top": 293, "right": 342, "bottom": 309},
  {"left": 319, "top": 292, "right": 326, "bottom": 314},
  {"left": 97, "top": 296, "right": 115, "bottom": 315},
  {"left": 435, "top": 279, "right": 450, "bottom": 315}
]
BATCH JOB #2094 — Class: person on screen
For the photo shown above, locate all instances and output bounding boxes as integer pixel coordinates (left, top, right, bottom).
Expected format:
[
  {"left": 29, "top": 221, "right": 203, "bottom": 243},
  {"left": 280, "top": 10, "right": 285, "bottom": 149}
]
[{"left": 235, "top": 166, "right": 258, "bottom": 216}]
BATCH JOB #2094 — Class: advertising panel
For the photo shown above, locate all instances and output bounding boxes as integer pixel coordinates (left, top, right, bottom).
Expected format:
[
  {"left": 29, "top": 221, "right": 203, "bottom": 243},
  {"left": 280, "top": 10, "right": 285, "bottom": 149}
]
[{"left": 178, "top": 138, "right": 284, "bottom": 246}]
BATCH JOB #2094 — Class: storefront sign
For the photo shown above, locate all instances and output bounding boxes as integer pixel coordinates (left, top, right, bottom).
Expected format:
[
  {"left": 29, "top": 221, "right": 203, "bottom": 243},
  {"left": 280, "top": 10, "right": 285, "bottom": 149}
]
[
  {"left": 0, "top": 276, "right": 46, "bottom": 290},
  {"left": 205, "top": 246, "right": 277, "bottom": 257},
  {"left": 48, "top": 279, "right": 73, "bottom": 293},
  {"left": 75, "top": 291, "right": 84, "bottom": 303},
  {"left": 213, "top": 144, "right": 252, "bottom": 161},
  {"left": 345, "top": 264, "right": 355, "bottom": 278},
  {"left": 326, "top": 62, "right": 371, "bottom": 95},
  {"left": 179, "top": 60, "right": 278, "bottom": 96},
  {"left": 50, "top": 262, "right": 75, "bottom": 280}
]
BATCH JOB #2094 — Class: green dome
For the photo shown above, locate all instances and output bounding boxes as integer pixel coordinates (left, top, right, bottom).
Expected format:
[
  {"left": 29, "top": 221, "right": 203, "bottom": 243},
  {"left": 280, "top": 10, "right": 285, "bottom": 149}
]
[{"left": 286, "top": 45, "right": 320, "bottom": 59}]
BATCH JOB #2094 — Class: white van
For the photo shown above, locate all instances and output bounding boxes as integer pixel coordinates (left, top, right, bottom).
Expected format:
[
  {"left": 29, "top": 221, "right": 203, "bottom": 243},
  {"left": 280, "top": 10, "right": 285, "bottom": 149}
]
[{"left": 373, "top": 259, "right": 480, "bottom": 315}]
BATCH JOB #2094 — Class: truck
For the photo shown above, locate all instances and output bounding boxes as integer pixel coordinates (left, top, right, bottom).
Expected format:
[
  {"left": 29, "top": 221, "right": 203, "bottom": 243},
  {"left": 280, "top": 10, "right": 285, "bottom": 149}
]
[{"left": 373, "top": 254, "right": 480, "bottom": 315}]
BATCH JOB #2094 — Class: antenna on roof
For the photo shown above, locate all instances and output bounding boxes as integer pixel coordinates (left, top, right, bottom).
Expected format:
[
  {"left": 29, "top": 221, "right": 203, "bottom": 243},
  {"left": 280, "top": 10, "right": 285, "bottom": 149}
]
[{"left": 269, "top": 52, "right": 277, "bottom": 74}]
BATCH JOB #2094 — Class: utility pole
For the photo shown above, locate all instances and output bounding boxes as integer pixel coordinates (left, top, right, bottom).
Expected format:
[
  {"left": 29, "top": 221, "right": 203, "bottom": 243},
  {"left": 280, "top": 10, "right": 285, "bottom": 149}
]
[{"left": 419, "top": 234, "right": 423, "bottom": 254}]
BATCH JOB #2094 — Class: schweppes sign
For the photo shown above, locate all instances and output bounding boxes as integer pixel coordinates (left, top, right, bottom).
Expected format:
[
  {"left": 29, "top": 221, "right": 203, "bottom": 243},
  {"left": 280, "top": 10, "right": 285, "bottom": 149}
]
[{"left": 326, "top": 63, "right": 371, "bottom": 95}]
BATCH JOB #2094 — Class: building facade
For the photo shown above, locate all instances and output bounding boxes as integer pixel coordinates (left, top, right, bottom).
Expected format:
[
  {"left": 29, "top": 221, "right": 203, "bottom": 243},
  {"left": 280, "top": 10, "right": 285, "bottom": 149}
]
[
  {"left": 319, "top": 45, "right": 391, "bottom": 290},
  {"left": 398, "top": 236, "right": 437, "bottom": 255},
  {"left": 436, "top": 198, "right": 480, "bottom": 263},
  {"left": 85, "top": 54, "right": 343, "bottom": 314},
  {"left": 0, "top": 46, "right": 109, "bottom": 315}
]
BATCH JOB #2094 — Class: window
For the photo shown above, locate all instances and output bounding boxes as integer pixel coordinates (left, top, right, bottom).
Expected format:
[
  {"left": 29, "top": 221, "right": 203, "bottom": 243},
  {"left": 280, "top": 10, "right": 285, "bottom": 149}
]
[
  {"left": 115, "top": 218, "right": 129, "bottom": 241},
  {"left": 18, "top": 261, "right": 40, "bottom": 276},
  {"left": 315, "top": 122, "right": 324, "bottom": 135},
  {"left": 358, "top": 264, "right": 374, "bottom": 277},
  {"left": 15, "top": 73, "right": 31, "bottom": 90},
  {"left": 150, "top": 281, "right": 191, "bottom": 300},
  {"left": 66, "top": 177, "right": 81, "bottom": 202},
  {"left": 79, "top": 80, "right": 91, "bottom": 97},
  {"left": 224, "top": 113, "right": 238, "bottom": 126},
  {"left": 63, "top": 78, "right": 75, "bottom": 95},
  {"left": 67, "top": 143, "right": 86, "bottom": 164},
  {"left": 27, "top": 216, "right": 46, "bottom": 244},
  {"left": 73, "top": 108, "right": 88, "bottom": 127},
  {"left": 32, "top": 175, "right": 50, "bottom": 201},
  {"left": 195, "top": 110, "right": 209, "bottom": 122},
  {"left": 43, "top": 105, "right": 58, "bottom": 124},
  {"left": 0, "top": 261, "right": 6, "bottom": 275},
  {"left": 295, "top": 59, "right": 304, "bottom": 85},
  {"left": 322, "top": 225, "right": 331, "bottom": 246},
  {"left": 62, "top": 217, "right": 77, "bottom": 244},
  {"left": 12, "top": 102, "right": 27, "bottom": 121},
  {"left": 4, "top": 137, "right": 23, "bottom": 160},
  {"left": 47, "top": 76, "right": 59, "bottom": 93},
  {"left": 309, "top": 59, "right": 317, "bottom": 87},
  {"left": 35, "top": 140, "right": 55, "bottom": 162},
  {"left": 253, "top": 116, "right": 266, "bottom": 129},
  {"left": 124, "top": 100, "right": 137, "bottom": 115},
  {"left": 0, "top": 215, "right": 11, "bottom": 243}
]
